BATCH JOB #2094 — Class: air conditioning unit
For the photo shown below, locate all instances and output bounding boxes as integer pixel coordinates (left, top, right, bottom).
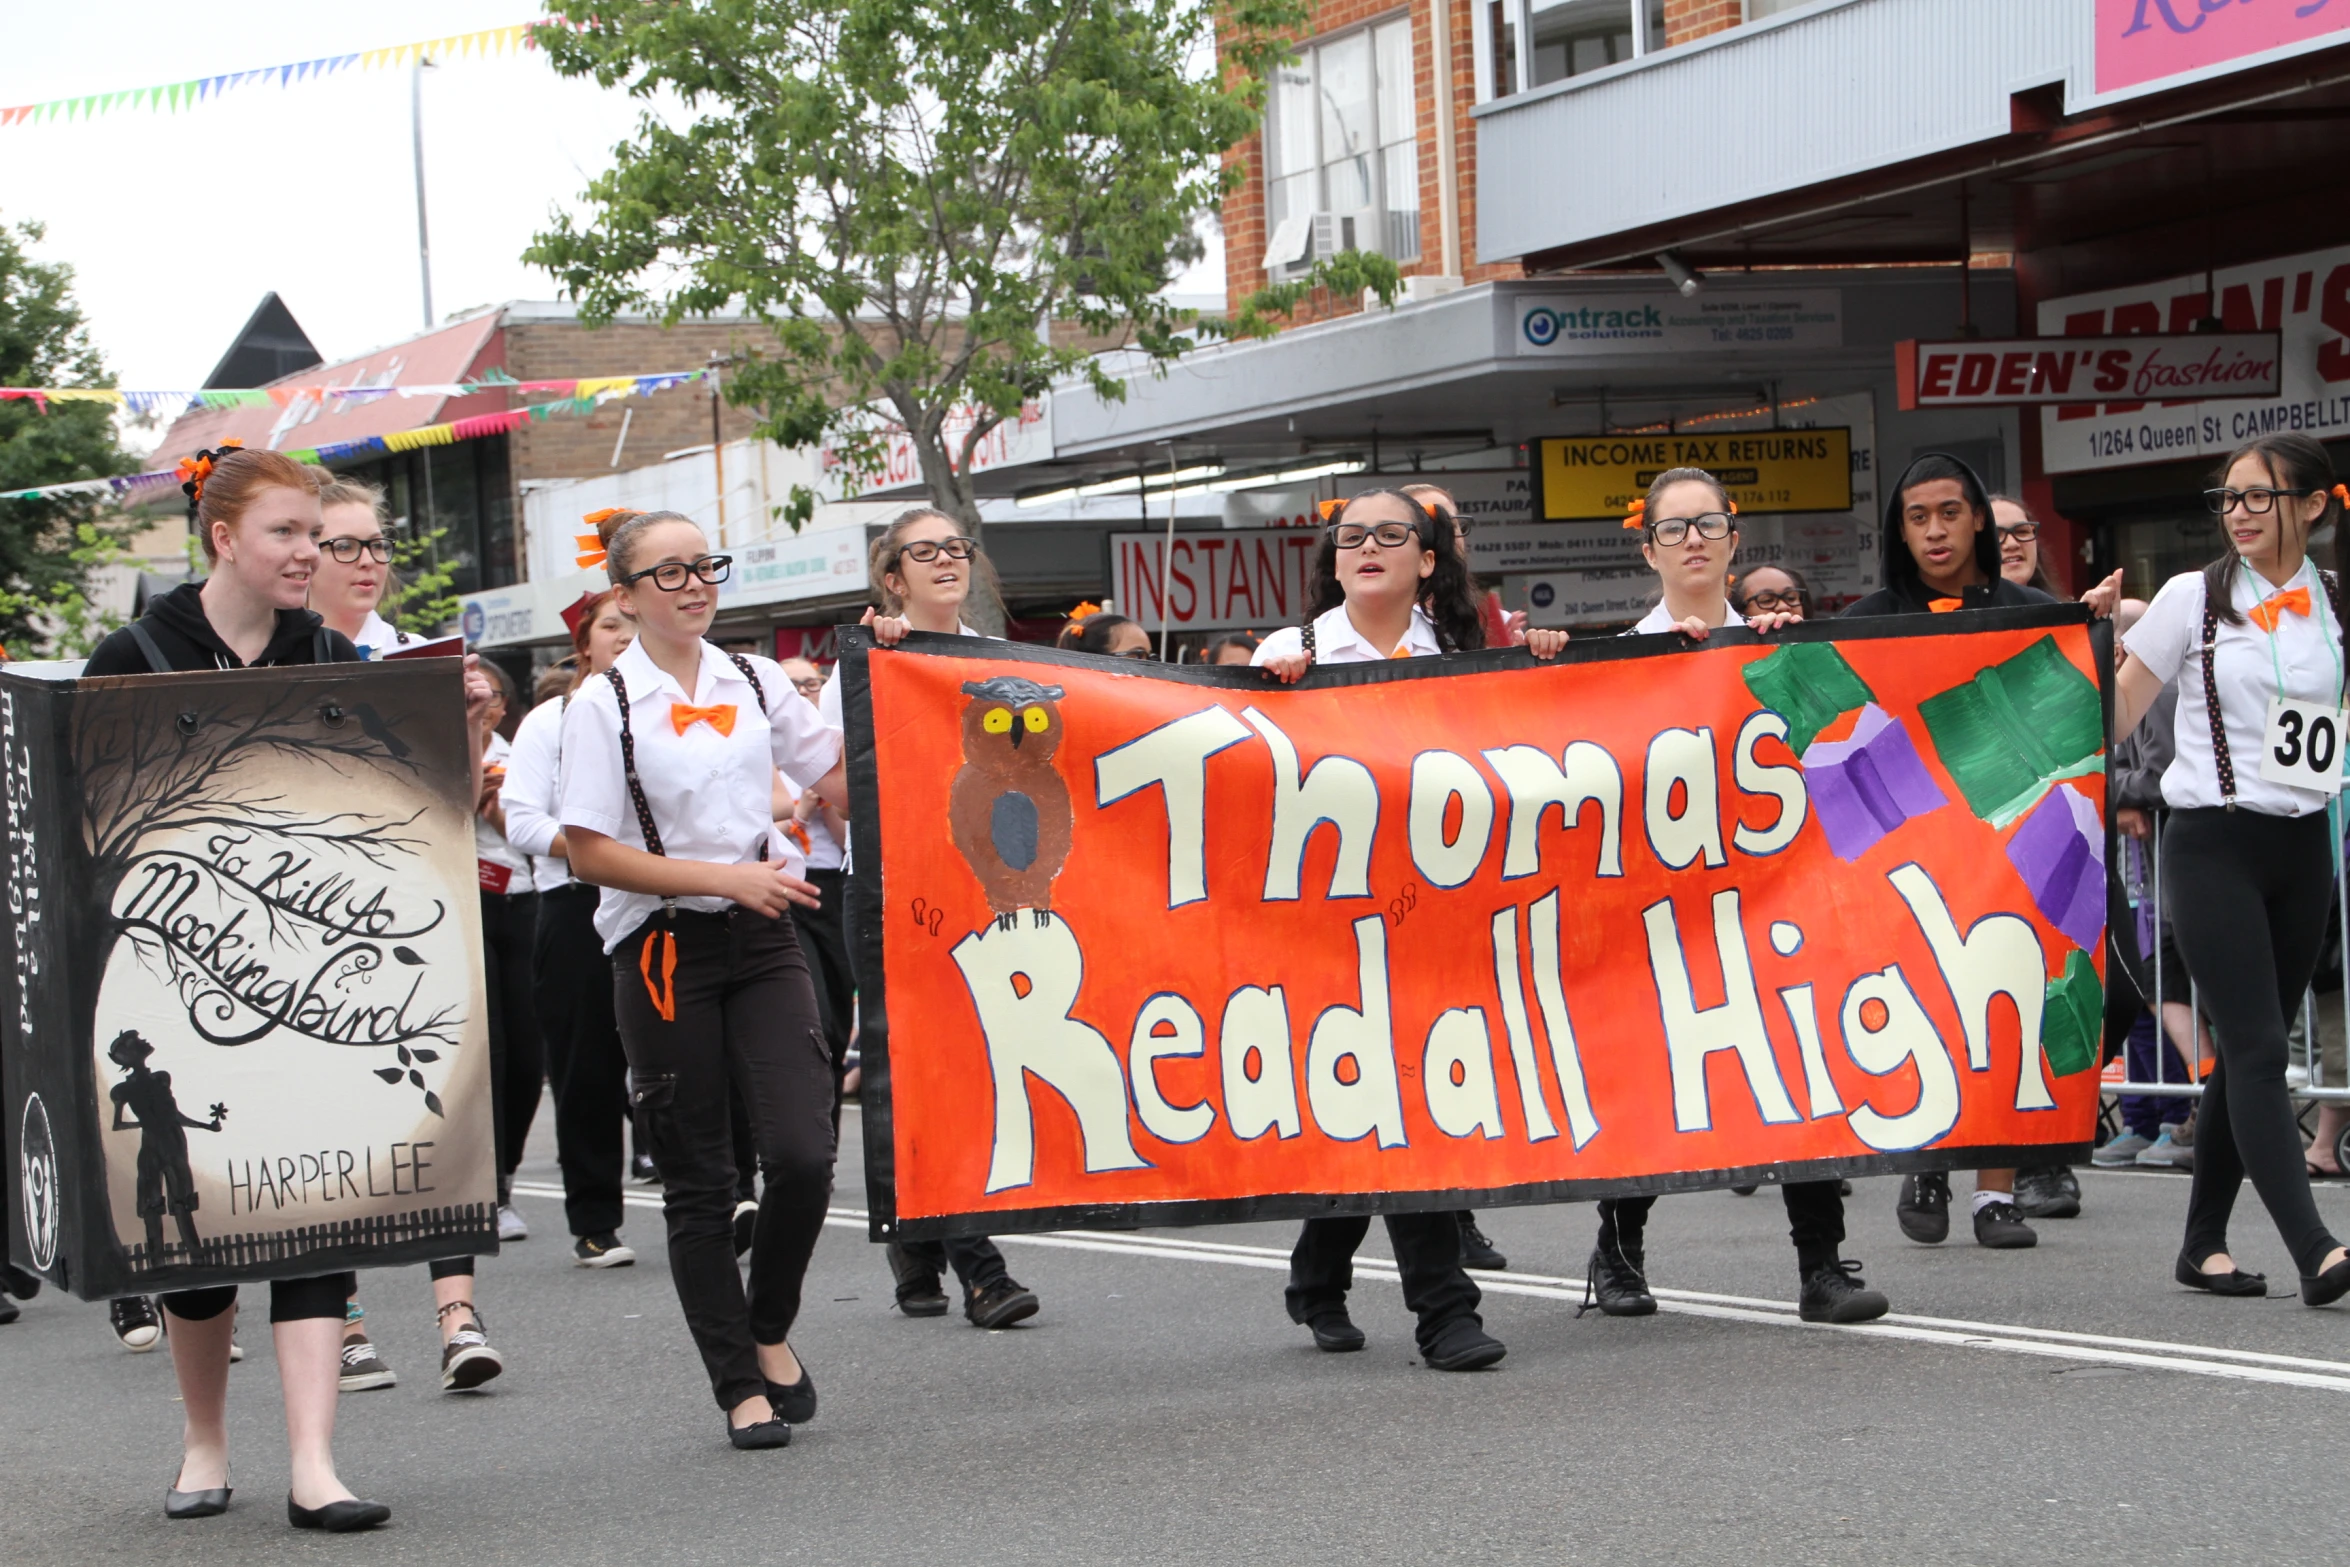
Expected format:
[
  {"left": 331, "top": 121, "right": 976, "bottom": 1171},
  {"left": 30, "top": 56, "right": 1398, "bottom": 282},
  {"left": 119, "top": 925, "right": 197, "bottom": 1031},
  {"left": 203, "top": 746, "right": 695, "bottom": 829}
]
[{"left": 1264, "top": 209, "right": 1419, "bottom": 279}]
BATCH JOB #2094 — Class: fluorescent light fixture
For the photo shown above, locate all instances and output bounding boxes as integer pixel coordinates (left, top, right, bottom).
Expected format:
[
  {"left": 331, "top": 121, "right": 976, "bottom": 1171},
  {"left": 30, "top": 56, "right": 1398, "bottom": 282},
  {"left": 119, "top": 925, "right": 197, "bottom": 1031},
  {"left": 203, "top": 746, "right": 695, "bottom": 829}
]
[
  {"left": 1069, "top": 462, "right": 1226, "bottom": 499},
  {"left": 1014, "top": 485, "right": 1084, "bottom": 508},
  {"left": 1211, "top": 458, "right": 1368, "bottom": 492},
  {"left": 1656, "top": 251, "right": 1703, "bottom": 297}
]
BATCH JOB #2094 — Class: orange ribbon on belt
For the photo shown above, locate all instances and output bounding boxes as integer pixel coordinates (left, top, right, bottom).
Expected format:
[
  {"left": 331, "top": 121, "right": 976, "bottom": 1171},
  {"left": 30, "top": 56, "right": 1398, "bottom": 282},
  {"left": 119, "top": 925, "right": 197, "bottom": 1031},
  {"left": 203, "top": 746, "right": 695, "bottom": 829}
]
[
  {"left": 1929, "top": 597, "right": 1964, "bottom": 613},
  {"left": 669, "top": 701, "right": 737, "bottom": 737},
  {"left": 639, "top": 928, "right": 678, "bottom": 1022},
  {"left": 2248, "top": 585, "right": 2312, "bottom": 633}
]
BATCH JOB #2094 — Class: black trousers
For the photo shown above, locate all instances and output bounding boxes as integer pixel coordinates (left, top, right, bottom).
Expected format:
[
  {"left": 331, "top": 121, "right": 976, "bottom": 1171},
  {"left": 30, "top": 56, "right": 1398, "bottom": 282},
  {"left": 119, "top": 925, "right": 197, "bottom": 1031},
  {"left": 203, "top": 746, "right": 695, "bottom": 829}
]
[
  {"left": 1286, "top": 1213, "right": 1482, "bottom": 1352},
  {"left": 479, "top": 889, "right": 544, "bottom": 1186},
  {"left": 163, "top": 1272, "right": 354, "bottom": 1323},
  {"left": 894, "top": 1235, "right": 1012, "bottom": 1294},
  {"left": 1599, "top": 1179, "right": 1846, "bottom": 1277},
  {"left": 615, "top": 909, "right": 836, "bottom": 1412},
  {"left": 793, "top": 869, "right": 856, "bottom": 1076},
  {"left": 2167, "top": 807, "right": 2342, "bottom": 1277},
  {"left": 536, "top": 884, "right": 630, "bottom": 1238}
]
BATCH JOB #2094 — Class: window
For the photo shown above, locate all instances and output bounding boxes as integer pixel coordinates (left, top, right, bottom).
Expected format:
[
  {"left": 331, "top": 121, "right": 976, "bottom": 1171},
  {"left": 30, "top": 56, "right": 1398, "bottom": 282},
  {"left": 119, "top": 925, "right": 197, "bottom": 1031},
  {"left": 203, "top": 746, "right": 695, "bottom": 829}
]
[
  {"left": 1263, "top": 16, "right": 1420, "bottom": 269},
  {"left": 1480, "top": 0, "right": 1659, "bottom": 100},
  {"left": 1745, "top": 0, "right": 1813, "bottom": 17}
]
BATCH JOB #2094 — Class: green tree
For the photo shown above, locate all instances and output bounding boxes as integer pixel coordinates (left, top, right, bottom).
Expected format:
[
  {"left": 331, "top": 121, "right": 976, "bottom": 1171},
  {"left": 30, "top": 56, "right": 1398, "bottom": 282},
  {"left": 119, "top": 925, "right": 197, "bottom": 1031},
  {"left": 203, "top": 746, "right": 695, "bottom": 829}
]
[
  {"left": 527, "top": 0, "right": 1398, "bottom": 633},
  {"left": 0, "top": 218, "right": 139, "bottom": 655},
  {"left": 388, "top": 524, "right": 463, "bottom": 638}
]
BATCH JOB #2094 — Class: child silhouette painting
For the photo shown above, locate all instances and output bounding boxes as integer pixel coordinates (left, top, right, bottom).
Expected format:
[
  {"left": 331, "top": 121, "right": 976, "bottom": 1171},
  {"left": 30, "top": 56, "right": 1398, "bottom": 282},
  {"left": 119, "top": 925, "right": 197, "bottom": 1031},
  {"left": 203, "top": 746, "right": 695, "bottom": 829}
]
[{"left": 107, "top": 1030, "right": 226, "bottom": 1260}]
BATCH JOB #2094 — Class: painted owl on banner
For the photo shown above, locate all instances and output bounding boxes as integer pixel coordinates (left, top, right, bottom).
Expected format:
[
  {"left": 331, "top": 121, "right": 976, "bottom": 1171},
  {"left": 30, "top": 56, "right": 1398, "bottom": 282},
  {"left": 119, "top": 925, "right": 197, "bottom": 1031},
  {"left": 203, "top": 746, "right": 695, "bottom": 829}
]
[{"left": 949, "top": 676, "right": 1074, "bottom": 927}]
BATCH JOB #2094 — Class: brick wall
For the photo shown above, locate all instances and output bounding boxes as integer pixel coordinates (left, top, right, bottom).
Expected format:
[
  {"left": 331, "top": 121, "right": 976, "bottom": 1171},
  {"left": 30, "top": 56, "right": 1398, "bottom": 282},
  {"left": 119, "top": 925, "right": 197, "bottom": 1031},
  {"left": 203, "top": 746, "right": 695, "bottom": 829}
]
[
  {"left": 1221, "top": 0, "right": 1521, "bottom": 336},
  {"left": 503, "top": 319, "right": 786, "bottom": 485},
  {"left": 1662, "top": 0, "right": 1743, "bottom": 45}
]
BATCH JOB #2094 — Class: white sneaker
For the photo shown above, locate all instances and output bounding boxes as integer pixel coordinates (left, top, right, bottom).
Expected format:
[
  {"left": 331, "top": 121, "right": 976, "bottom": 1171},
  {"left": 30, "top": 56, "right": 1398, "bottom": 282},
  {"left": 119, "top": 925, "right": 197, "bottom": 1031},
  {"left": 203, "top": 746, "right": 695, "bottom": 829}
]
[{"left": 497, "top": 1204, "right": 528, "bottom": 1242}]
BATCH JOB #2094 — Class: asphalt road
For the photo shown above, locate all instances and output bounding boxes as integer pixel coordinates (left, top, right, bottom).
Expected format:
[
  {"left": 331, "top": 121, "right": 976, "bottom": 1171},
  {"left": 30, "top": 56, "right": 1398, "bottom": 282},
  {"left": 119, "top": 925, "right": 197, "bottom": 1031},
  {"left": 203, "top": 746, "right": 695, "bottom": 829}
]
[{"left": 8, "top": 1098, "right": 2350, "bottom": 1566}]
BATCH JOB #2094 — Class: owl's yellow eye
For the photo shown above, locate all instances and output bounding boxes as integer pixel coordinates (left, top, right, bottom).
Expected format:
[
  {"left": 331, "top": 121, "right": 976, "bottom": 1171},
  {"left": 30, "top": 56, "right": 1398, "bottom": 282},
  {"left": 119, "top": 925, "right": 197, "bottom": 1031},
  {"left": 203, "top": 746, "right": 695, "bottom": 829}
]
[
  {"left": 1022, "top": 706, "right": 1050, "bottom": 733},
  {"left": 982, "top": 707, "right": 1013, "bottom": 734}
]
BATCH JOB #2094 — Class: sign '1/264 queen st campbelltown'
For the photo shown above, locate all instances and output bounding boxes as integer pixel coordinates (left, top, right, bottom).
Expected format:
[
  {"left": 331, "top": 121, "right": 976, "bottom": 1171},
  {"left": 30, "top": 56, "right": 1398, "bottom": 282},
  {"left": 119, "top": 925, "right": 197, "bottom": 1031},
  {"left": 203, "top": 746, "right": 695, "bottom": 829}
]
[{"left": 1895, "top": 335, "right": 2282, "bottom": 410}]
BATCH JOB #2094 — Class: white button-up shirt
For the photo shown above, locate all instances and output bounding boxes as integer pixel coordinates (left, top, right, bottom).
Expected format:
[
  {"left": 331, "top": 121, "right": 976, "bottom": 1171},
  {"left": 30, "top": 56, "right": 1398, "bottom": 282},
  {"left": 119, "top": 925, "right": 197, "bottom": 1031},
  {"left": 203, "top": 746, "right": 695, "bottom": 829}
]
[
  {"left": 353, "top": 610, "right": 422, "bottom": 660},
  {"left": 559, "top": 638, "right": 844, "bottom": 949},
  {"left": 500, "top": 694, "right": 575, "bottom": 894},
  {"left": 476, "top": 732, "right": 534, "bottom": 887},
  {"left": 2125, "top": 561, "right": 2346, "bottom": 817},
  {"left": 817, "top": 624, "right": 985, "bottom": 873},
  {"left": 1252, "top": 603, "right": 1441, "bottom": 666},
  {"left": 1626, "top": 600, "right": 1746, "bottom": 635}
]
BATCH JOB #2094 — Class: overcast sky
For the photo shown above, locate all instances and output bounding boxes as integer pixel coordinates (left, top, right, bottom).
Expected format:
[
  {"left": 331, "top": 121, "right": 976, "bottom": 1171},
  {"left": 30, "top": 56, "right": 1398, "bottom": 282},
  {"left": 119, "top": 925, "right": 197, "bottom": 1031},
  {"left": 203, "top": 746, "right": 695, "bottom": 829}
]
[{"left": 2, "top": 1, "right": 1224, "bottom": 424}]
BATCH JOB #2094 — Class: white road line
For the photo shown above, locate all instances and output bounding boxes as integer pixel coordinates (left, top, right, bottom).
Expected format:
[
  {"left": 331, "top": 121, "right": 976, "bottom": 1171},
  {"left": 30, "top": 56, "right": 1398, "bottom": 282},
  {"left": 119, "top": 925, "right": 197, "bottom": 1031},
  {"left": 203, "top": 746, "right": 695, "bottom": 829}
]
[{"left": 506, "top": 1182, "right": 2350, "bottom": 1393}]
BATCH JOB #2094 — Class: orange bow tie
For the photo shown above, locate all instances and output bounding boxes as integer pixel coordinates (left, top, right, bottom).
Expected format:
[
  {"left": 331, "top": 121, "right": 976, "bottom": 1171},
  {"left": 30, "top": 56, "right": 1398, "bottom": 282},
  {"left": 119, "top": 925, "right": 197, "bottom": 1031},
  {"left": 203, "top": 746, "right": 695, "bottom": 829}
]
[
  {"left": 1929, "top": 597, "right": 1964, "bottom": 613},
  {"left": 669, "top": 701, "right": 738, "bottom": 737},
  {"left": 2248, "top": 585, "right": 2312, "bottom": 632}
]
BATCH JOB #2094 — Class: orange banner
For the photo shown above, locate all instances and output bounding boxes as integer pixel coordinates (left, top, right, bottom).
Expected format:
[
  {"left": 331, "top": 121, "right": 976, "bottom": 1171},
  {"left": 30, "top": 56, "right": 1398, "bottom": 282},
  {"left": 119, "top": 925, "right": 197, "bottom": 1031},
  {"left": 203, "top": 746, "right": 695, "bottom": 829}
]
[{"left": 841, "top": 609, "right": 2109, "bottom": 1240}]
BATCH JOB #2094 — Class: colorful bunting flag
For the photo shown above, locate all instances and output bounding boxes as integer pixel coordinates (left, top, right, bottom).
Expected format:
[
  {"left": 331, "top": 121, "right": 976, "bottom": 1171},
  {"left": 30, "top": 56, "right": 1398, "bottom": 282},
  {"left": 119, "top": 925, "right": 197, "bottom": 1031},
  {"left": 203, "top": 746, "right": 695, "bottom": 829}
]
[{"left": 0, "top": 26, "right": 537, "bottom": 130}]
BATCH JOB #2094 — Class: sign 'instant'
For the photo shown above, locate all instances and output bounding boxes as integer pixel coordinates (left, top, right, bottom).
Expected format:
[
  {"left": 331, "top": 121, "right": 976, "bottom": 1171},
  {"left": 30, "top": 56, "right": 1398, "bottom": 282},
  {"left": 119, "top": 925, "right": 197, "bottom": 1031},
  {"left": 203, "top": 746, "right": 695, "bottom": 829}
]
[
  {"left": 841, "top": 612, "right": 2107, "bottom": 1240},
  {"left": 1535, "top": 429, "right": 1853, "bottom": 521},
  {"left": 1896, "top": 334, "right": 2283, "bottom": 410}
]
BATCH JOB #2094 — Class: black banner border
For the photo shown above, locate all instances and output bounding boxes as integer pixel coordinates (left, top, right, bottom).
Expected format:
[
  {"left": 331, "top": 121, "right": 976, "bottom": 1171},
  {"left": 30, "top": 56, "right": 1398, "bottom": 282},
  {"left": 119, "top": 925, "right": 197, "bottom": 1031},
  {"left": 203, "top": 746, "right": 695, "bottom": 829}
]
[{"left": 841, "top": 603, "right": 2111, "bottom": 1242}]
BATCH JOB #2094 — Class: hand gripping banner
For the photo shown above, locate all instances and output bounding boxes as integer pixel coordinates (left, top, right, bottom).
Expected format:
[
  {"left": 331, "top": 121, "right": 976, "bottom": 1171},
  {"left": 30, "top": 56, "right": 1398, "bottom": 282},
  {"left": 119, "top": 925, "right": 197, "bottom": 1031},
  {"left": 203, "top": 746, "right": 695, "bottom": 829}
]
[{"left": 841, "top": 608, "right": 2110, "bottom": 1241}]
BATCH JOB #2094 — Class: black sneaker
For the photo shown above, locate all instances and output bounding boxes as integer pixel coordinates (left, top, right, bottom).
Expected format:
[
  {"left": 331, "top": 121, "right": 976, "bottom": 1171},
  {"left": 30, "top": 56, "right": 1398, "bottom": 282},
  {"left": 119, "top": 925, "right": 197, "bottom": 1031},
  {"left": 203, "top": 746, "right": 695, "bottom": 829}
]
[
  {"left": 886, "top": 1243, "right": 949, "bottom": 1317},
  {"left": 339, "top": 1331, "right": 398, "bottom": 1392},
  {"left": 4, "top": 1264, "right": 40, "bottom": 1299},
  {"left": 0, "top": 1291, "right": 17, "bottom": 1325},
  {"left": 1422, "top": 1316, "right": 1507, "bottom": 1371},
  {"left": 1457, "top": 1212, "right": 1508, "bottom": 1271},
  {"left": 965, "top": 1278, "right": 1040, "bottom": 1330},
  {"left": 440, "top": 1310, "right": 505, "bottom": 1391},
  {"left": 1896, "top": 1172, "right": 1951, "bottom": 1244},
  {"left": 110, "top": 1295, "right": 161, "bottom": 1352},
  {"left": 572, "top": 1232, "right": 637, "bottom": 1269},
  {"left": 1798, "top": 1259, "right": 1890, "bottom": 1323},
  {"left": 1581, "top": 1242, "right": 1658, "bottom": 1317},
  {"left": 1305, "top": 1307, "right": 1365, "bottom": 1353},
  {"left": 2013, "top": 1164, "right": 2082, "bottom": 1220},
  {"left": 1972, "top": 1198, "right": 2039, "bottom": 1249},
  {"left": 631, "top": 1153, "right": 659, "bottom": 1184}
]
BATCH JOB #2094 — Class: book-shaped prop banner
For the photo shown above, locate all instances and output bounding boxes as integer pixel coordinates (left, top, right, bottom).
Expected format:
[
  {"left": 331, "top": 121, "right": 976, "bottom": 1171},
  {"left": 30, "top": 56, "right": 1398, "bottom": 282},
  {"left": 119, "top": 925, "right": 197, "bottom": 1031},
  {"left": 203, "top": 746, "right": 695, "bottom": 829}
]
[
  {"left": 839, "top": 608, "right": 2112, "bottom": 1242},
  {"left": 2, "top": 658, "right": 495, "bottom": 1299}
]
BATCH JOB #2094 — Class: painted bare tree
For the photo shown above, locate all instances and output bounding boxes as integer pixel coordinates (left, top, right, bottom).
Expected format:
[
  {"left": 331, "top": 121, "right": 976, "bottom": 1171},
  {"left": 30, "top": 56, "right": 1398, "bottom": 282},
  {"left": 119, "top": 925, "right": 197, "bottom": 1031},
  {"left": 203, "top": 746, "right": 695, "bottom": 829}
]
[{"left": 70, "top": 669, "right": 471, "bottom": 1116}]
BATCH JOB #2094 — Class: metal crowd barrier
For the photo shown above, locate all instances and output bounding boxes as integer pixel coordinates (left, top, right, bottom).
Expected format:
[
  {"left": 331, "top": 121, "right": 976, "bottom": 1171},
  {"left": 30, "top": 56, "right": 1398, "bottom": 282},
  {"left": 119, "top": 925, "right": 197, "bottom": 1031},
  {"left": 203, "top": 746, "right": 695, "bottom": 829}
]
[{"left": 2103, "top": 809, "right": 2350, "bottom": 1107}]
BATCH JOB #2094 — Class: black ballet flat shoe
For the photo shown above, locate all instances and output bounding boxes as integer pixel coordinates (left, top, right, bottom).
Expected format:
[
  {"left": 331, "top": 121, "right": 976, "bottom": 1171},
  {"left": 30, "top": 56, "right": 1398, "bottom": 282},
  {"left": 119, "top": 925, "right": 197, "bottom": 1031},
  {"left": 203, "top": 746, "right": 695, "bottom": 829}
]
[
  {"left": 2301, "top": 1254, "right": 2350, "bottom": 1307},
  {"left": 764, "top": 1365, "right": 817, "bottom": 1425},
  {"left": 287, "top": 1495, "right": 390, "bottom": 1532},
  {"left": 2175, "top": 1252, "right": 2267, "bottom": 1297},
  {"left": 727, "top": 1413, "right": 793, "bottom": 1450},
  {"left": 164, "top": 1484, "right": 231, "bottom": 1520}
]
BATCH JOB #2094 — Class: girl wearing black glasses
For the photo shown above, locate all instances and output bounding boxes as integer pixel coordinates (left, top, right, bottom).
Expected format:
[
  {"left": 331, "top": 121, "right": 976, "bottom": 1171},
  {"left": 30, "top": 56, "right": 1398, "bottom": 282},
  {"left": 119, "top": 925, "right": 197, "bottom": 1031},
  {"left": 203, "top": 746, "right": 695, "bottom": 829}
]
[
  {"left": 558, "top": 508, "right": 851, "bottom": 1447},
  {"left": 2113, "top": 433, "right": 2350, "bottom": 1305},
  {"left": 1253, "top": 488, "right": 1563, "bottom": 1371},
  {"left": 822, "top": 508, "right": 1044, "bottom": 1329},
  {"left": 1582, "top": 467, "right": 1886, "bottom": 1328},
  {"left": 1733, "top": 564, "right": 1812, "bottom": 622}
]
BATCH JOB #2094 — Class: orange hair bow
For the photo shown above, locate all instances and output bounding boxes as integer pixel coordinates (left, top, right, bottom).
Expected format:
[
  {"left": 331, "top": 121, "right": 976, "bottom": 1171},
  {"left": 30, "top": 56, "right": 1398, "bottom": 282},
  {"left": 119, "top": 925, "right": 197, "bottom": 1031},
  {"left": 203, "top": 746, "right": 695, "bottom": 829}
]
[
  {"left": 1621, "top": 497, "right": 1646, "bottom": 531},
  {"left": 175, "top": 438, "right": 244, "bottom": 505},
  {"left": 2332, "top": 483, "right": 2350, "bottom": 507},
  {"left": 1317, "top": 497, "right": 1345, "bottom": 522},
  {"left": 577, "top": 506, "right": 629, "bottom": 570},
  {"left": 1066, "top": 600, "right": 1104, "bottom": 626}
]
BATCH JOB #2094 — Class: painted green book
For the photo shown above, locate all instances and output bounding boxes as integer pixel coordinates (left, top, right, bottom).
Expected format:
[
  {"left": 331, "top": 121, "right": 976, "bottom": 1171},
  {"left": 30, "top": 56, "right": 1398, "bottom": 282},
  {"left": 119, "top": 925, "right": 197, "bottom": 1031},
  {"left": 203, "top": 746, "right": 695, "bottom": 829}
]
[
  {"left": 1917, "top": 635, "right": 2103, "bottom": 827},
  {"left": 1740, "top": 641, "right": 1876, "bottom": 756},
  {"left": 2040, "top": 948, "right": 2103, "bottom": 1080}
]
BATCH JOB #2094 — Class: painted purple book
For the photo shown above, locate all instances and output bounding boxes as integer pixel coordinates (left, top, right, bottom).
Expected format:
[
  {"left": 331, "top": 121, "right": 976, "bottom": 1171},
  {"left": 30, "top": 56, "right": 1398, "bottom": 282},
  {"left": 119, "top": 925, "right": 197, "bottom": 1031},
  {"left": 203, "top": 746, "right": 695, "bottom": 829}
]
[
  {"left": 1804, "top": 704, "right": 1950, "bottom": 863},
  {"left": 2004, "top": 783, "right": 2104, "bottom": 954}
]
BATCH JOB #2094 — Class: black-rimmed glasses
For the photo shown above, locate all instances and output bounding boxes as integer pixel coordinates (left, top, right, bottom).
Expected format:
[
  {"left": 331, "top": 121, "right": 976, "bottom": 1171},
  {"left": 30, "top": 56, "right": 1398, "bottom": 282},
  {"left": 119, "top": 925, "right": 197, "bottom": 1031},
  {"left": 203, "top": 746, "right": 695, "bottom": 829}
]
[
  {"left": 1648, "top": 512, "right": 1735, "bottom": 546},
  {"left": 896, "top": 537, "right": 978, "bottom": 564},
  {"left": 1740, "top": 589, "right": 1803, "bottom": 614},
  {"left": 1327, "top": 521, "right": 1423, "bottom": 550},
  {"left": 321, "top": 536, "right": 392, "bottom": 564},
  {"left": 622, "top": 554, "right": 733, "bottom": 591},
  {"left": 1997, "top": 522, "right": 2039, "bottom": 542},
  {"left": 2204, "top": 487, "right": 2315, "bottom": 515}
]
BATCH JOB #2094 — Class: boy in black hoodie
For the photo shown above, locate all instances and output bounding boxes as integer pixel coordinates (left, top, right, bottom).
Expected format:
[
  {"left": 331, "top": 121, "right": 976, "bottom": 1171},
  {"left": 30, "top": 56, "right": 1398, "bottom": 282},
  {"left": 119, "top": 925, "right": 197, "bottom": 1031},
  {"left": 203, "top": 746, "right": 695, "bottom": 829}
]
[{"left": 1843, "top": 452, "right": 2115, "bottom": 1250}]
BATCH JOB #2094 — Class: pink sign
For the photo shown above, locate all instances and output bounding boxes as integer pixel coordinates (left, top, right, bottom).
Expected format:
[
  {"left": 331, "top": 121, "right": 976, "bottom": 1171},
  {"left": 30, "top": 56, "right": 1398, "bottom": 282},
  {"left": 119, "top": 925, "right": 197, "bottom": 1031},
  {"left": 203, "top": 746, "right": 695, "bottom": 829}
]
[{"left": 2097, "top": 0, "right": 2350, "bottom": 95}]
